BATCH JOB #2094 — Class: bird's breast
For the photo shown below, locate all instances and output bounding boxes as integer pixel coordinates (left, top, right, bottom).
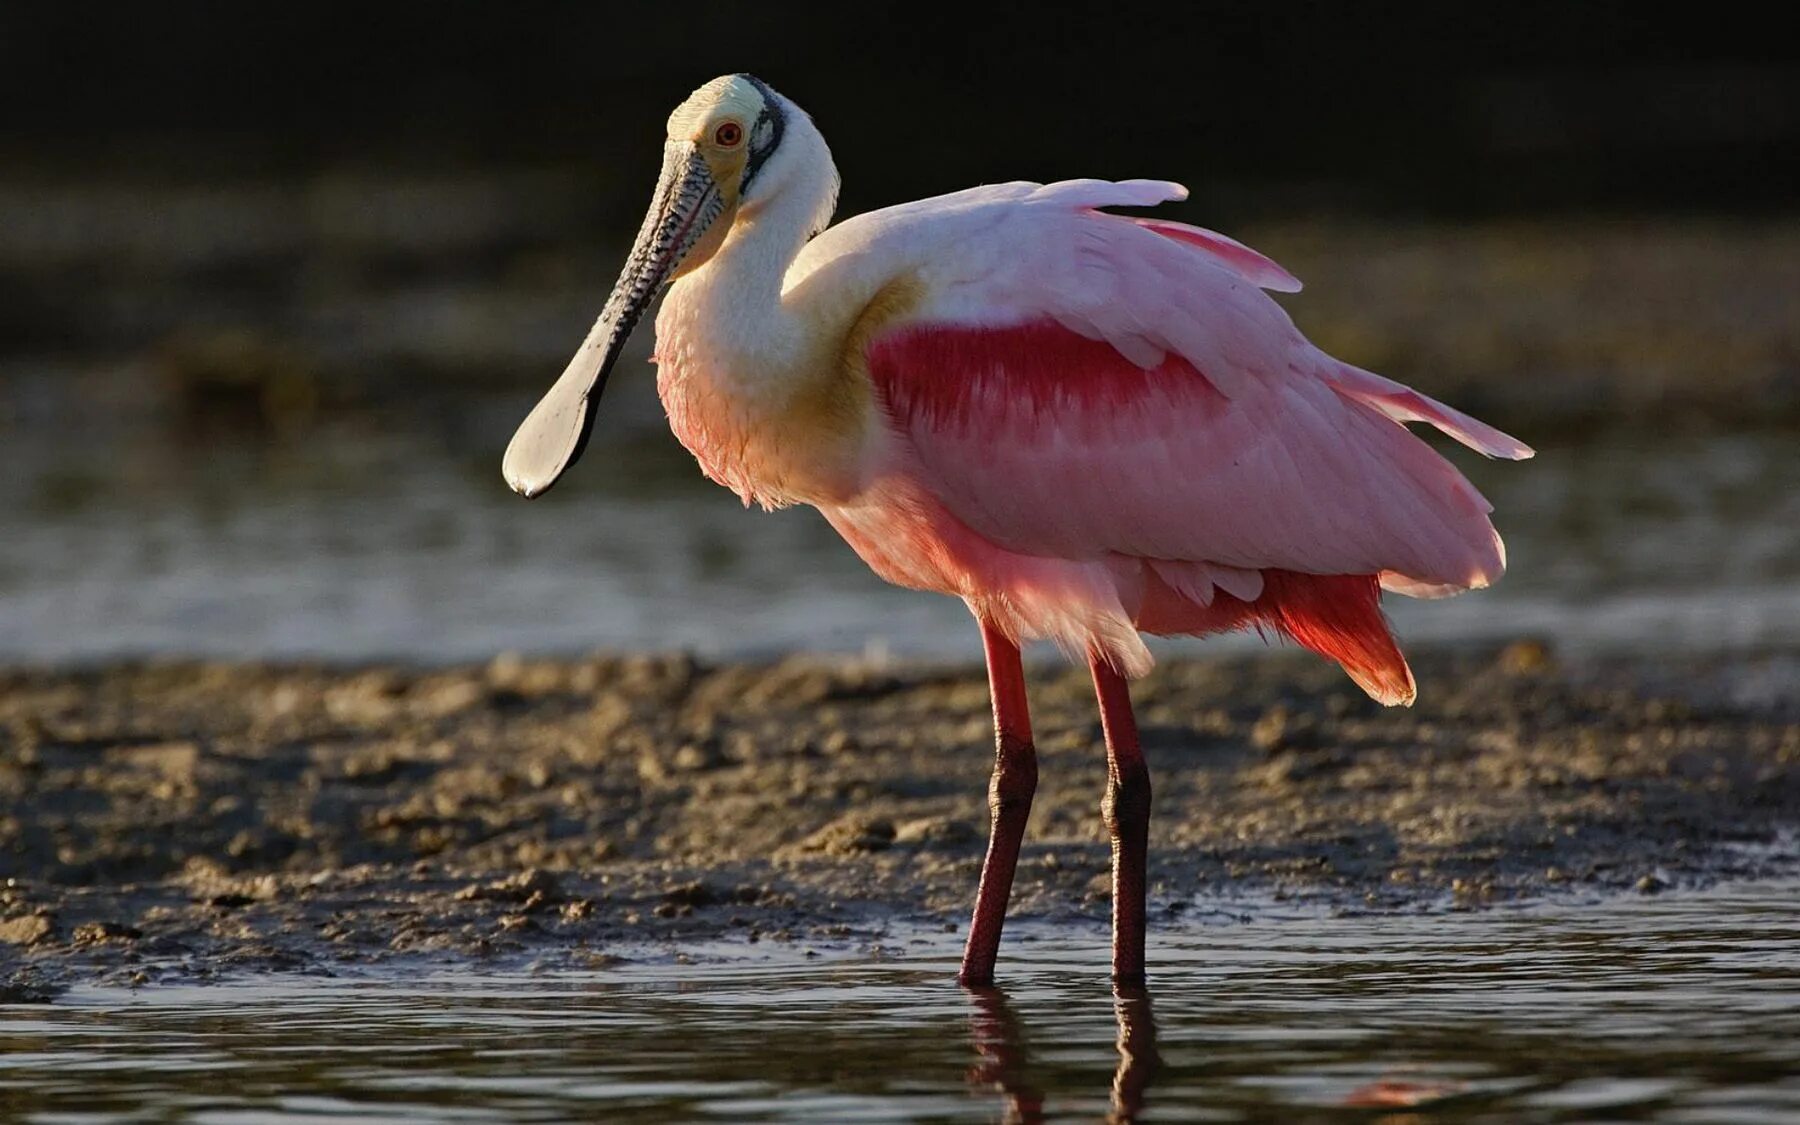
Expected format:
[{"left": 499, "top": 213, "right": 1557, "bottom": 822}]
[{"left": 652, "top": 320, "right": 875, "bottom": 511}]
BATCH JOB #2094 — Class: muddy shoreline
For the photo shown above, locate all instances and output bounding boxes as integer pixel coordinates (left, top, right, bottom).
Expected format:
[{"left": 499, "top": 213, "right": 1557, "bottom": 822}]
[{"left": 3, "top": 644, "right": 1797, "bottom": 998}]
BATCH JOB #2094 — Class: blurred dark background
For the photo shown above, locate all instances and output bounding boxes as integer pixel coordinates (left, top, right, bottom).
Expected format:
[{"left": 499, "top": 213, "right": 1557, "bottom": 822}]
[
  {"left": 7, "top": 2, "right": 1800, "bottom": 214},
  {"left": 1, "top": 3, "right": 1796, "bottom": 662}
]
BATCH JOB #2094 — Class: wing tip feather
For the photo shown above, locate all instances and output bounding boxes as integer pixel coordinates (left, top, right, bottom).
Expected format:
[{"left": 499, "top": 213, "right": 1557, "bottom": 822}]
[{"left": 1328, "top": 364, "right": 1534, "bottom": 460}]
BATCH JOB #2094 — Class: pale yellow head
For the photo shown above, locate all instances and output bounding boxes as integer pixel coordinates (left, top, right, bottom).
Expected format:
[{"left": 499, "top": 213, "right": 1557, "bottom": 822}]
[{"left": 665, "top": 75, "right": 774, "bottom": 214}]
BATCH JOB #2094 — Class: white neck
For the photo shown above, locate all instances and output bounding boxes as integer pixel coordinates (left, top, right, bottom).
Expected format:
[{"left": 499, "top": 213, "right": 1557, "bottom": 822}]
[{"left": 651, "top": 117, "right": 889, "bottom": 507}]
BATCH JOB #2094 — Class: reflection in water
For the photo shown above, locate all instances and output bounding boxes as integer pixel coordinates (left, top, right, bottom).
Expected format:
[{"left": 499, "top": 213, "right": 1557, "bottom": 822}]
[
  {"left": 1342, "top": 1076, "right": 1466, "bottom": 1109},
  {"left": 963, "top": 983, "right": 1159, "bottom": 1123},
  {"left": 1108, "top": 986, "right": 1160, "bottom": 1124},
  {"left": 964, "top": 987, "right": 1045, "bottom": 1122}
]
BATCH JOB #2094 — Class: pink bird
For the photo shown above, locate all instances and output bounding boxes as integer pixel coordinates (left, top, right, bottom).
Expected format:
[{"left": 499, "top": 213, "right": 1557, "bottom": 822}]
[{"left": 504, "top": 75, "right": 1532, "bottom": 984}]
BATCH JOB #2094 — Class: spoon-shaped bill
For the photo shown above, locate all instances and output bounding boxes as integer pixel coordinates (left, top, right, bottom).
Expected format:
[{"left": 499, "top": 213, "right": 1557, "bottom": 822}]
[{"left": 502, "top": 144, "right": 725, "bottom": 498}]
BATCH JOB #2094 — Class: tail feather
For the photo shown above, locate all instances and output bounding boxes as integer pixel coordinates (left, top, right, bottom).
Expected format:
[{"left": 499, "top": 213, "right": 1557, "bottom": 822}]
[
  {"left": 1258, "top": 571, "right": 1415, "bottom": 706},
  {"left": 1137, "top": 566, "right": 1415, "bottom": 706}
]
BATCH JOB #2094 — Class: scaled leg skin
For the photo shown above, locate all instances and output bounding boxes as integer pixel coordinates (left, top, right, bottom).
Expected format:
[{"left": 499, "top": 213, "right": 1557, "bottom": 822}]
[
  {"left": 959, "top": 620, "right": 1038, "bottom": 985},
  {"left": 1092, "top": 655, "right": 1152, "bottom": 984}
]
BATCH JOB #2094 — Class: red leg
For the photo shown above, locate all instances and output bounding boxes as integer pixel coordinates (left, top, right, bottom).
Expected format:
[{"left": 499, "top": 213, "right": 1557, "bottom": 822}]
[
  {"left": 959, "top": 620, "right": 1037, "bottom": 986},
  {"left": 1092, "top": 655, "right": 1151, "bottom": 984}
]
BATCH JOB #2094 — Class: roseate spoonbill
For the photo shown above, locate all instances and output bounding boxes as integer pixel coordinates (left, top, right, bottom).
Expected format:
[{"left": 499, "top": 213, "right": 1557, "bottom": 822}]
[{"left": 503, "top": 75, "right": 1532, "bottom": 984}]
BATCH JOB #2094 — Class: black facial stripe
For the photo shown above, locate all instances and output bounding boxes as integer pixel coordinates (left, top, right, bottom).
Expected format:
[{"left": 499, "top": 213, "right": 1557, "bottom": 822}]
[{"left": 735, "top": 73, "right": 786, "bottom": 191}]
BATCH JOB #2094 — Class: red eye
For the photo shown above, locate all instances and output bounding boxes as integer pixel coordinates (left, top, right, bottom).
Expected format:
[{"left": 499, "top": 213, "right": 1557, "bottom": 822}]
[{"left": 715, "top": 122, "right": 743, "bottom": 147}]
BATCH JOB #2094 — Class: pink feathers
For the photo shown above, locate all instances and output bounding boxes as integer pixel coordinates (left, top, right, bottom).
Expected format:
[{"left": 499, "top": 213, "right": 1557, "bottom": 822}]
[
  {"left": 1326, "top": 362, "right": 1535, "bottom": 461},
  {"left": 870, "top": 320, "right": 1229, "bottom": 430},
  {"left": 867, "top": 318, "right": 1511, "bottom": 594},
  {"left": 831, "top": 186, "right": 1529, "bottom": 702},
  {"left": 1137, "top": 568, "right": 1415, "bottom": 705},
  {"left": 1130, "top": 218, "right": 1304, "bottom": 293},
  {"left": 860, "top": 316, "right": 1497, "bottom": 699}
]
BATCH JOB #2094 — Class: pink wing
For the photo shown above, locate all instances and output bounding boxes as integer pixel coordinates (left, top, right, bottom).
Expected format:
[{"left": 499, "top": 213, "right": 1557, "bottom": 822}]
[
  {"left": 857, "top": 181, "right": 1531, "bottom": 699},
  {"left": 867, "top": 180, "right": 1530, "bottom": 593}
]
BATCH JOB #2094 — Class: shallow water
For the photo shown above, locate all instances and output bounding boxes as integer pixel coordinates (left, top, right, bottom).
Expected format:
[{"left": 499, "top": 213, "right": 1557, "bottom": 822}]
[
  {"left": 4, "top": 881, "right": 1797, "bottom": 1122},
  {"left": 1, "top": 382, "right": 1796, "bottom": 664}
]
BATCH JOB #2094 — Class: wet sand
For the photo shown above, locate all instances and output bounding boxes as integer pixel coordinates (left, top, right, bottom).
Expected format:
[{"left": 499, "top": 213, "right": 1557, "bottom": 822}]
[{"left": 3, "top": 643, "right": 1796, "bottom": 998}]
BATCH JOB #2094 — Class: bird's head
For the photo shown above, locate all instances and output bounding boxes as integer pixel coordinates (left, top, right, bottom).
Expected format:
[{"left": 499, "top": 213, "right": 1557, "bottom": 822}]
[
  {"left": 654, "top": 74, "right": 788, "bottom": 273},
  {"left": 502, "top": 73, "right": 833, "bottom": 498},
  {"left": 602, "top": 73, "right": 804, "bottom": 334}
]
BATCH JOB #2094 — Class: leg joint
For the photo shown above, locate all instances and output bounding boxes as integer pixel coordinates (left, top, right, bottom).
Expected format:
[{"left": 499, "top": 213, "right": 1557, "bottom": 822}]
[
  {"left": 988, "top": 734, "right": 1038, "bottom": 817},
  {"left": 1101, "top": 759, "right": 1152, "bottom": 834}
]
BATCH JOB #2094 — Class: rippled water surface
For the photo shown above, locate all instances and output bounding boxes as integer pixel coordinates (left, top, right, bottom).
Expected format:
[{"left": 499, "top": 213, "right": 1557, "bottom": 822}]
[
  {"left": 4, "top": 881, "right": 1797, "bottom": 1122},
  {"left": 2, "top": 395, "right": 1795, "bottom": 662}
]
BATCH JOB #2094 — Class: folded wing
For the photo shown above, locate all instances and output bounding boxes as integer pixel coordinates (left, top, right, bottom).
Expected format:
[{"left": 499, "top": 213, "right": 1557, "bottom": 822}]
[{"left": 864, "top": 180, "right": 1533, "bottom": 600}]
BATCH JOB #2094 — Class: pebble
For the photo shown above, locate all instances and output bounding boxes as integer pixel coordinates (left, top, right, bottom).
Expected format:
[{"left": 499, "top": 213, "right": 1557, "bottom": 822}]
[
  {"left": 798, "top": 815, "right": 897, "bottom": 855},
  {"left": 894, "top": 817, "right": 978, "bottom": 848},
  {"left": 0, "top": 914, "right": 55, "bottom": 946},
  {"left": 71, "top": 921, "right": 141, "bottom": 945}
]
